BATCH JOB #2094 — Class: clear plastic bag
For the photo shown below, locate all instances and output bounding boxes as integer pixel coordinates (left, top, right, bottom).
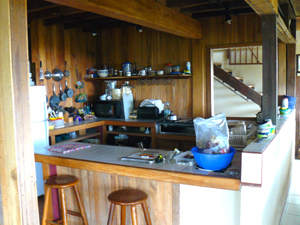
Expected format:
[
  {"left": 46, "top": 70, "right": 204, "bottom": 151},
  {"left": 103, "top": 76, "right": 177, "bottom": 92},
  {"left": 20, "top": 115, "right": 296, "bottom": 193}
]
[{"left": 193, "top": 113, "right": 229, "bottom": 154}]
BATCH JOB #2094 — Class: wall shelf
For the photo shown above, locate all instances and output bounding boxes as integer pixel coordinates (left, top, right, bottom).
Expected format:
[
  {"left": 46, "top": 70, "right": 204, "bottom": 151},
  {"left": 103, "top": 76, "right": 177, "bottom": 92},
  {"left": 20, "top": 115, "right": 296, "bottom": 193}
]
[{"left": 84, "top": 74, "right": 191, "bottom": 82}]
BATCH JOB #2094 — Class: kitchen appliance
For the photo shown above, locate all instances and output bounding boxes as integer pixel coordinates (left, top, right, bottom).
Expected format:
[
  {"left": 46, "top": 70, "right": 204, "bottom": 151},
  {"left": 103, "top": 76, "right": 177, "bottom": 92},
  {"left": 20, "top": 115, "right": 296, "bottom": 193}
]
[
  {"left": 29, "top": 86, "right": 49, "bottom": 196},
  {"left": 94, "top": 100, "right": 124, "bottom": 118},
  {"left": 137, "top": 106, "right": 160, "bottom": 119},
  {"left": 156, "top": 118, "right": 195, "bottom": 135}
]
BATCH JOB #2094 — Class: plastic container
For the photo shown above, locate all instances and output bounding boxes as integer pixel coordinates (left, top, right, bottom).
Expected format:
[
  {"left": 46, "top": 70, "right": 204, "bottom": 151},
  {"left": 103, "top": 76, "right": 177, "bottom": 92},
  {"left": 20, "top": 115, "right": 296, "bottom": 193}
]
[
  {"left": 284, "top": 95, "right": 297, "bottom": 109},
  {"left": 173, "top": 65, "right": 180, "bottom": 72},
  {"left": 191, "top": 147, "right": 236, "bottom": 170},
  {"left": 237, "top": 121, "right": 246, "bottom": 135},
  {"left": 164, "top": 63, "right": 172, "bottom": 75},
  {"left": 122, "top": 63, "right": 132, "bottom": 75}
]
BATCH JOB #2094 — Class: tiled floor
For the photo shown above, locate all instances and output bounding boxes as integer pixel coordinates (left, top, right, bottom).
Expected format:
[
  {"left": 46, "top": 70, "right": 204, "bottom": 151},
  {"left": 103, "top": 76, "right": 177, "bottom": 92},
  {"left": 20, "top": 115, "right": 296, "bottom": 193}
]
[{"left": 280, "top": 160, "right": 300, "bottom": 225}]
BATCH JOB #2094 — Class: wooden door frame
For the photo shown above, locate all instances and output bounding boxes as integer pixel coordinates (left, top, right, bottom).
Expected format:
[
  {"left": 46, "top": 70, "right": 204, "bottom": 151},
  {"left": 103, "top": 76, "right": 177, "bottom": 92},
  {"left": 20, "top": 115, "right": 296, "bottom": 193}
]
[
  {"left": 0, "top": 0, "right": 39, "bottom": 223},
  {"left": 206, "top": 42, "right": 263, "bottom": 117}
]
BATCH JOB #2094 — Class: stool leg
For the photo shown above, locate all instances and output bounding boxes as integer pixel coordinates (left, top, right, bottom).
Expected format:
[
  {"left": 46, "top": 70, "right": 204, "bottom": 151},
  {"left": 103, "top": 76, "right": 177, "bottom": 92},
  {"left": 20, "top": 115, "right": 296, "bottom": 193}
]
[
  {"left": 60, "top": 189, "right": 68, "bottom": 225},
  {"left": 142, "top": 201, "right": 152, "bottom": 225},
  {"left": 121, "top": 206, "right": 126, "bottom": 225},
  {"left": 131, "top": 205, "right": 138, "bottom": 225},
  {"left": 107, "top": 203, "right": 116, "bottom": 225},
  {"left": 73, "top": 185, "right": 88, "bottom": 225},
  {"left": 42, "top": 187, "right": 51, "bottom": 225}
]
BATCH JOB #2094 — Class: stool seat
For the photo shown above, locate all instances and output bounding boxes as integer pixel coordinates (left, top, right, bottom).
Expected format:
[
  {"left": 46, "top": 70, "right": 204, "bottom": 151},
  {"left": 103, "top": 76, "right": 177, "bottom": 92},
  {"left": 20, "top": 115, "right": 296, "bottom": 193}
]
[
  {"left": 42, "top": 175, "right": 88, "bottom": 225},
  {"left": 45, "top": 174, "right": 79, "bottom": 188},
  {"left": 108, "top": 189, "right": 148, "bottom": 205},
  {"left": 107, "top": 189, "right": 152, "bottom": 225}
]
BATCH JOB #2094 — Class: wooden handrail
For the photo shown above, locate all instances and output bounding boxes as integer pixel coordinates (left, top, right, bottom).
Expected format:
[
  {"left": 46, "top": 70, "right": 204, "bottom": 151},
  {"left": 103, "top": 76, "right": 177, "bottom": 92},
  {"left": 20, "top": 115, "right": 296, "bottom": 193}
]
[{"left": 214, "top": 64, "right": 262, "bottom": 107}]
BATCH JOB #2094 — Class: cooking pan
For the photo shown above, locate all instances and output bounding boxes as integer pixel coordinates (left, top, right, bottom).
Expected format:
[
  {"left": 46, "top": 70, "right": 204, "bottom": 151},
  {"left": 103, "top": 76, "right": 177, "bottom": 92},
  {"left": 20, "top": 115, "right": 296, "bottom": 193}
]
[
  {"left": 59, "top": 84, "right": 67, "bottom": 101},
  {"left": 49, "top": 84, "right": 60, "bottom": 108},
  {"left": 44, "top": 68, "right": 52, "bottom": 80},
  {"left": 64, "top": 80, "right": 74, "bottom": 98},
  {"left": 52, "top": 66, "right": 64, "bottom": 82},
  {"left": 64, "top": 61, "right": 70, "bottom": 77}
]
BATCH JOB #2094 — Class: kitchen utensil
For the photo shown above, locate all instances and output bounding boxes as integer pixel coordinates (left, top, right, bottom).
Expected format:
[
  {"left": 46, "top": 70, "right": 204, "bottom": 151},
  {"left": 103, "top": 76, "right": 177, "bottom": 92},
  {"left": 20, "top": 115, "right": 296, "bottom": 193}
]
[
  {"left": 64, "top": 80, "right": 74, "bottom": 98},
  {"left": 52, "top": 66, "right": 64, "bottom": 82},
  {"left": 49, "top": 84, "right": 60, "bottom": 108},
  {"left": 166, "top": 112, "right": 177, "bottom": 121},
  {"left": 64, "top": 61, "right": 70, "bottom": 77},
  {"left": 39, "top": 61, "right": 44, "bottom": 81},
  {"left": 59, "top": 84, "right": 67, "bottom": 101},
  {"left": 138, "top": 70, "right": 146, "bottom": 76},
  {"left": 157, "top": 70, "right": 164, "bottom": 75},
  {"left": 44, "top": 68, "right": 52, "bottom": 80},
  {"left": 98, "top": 69, "right": 108, "bottom": 77}
]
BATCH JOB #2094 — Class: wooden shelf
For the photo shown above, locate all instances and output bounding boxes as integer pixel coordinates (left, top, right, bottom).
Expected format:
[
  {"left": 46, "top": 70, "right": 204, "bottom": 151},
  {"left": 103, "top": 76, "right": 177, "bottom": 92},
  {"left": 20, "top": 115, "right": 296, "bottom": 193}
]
[
  {"left": 58, "top": 132, "right": 101, "bottom": 144},
  {"left": 106, "top": 131, "right": 151, "bottom": 137},
  {"left": 84, "top": 74, "right": 191, "bottom": 82}
]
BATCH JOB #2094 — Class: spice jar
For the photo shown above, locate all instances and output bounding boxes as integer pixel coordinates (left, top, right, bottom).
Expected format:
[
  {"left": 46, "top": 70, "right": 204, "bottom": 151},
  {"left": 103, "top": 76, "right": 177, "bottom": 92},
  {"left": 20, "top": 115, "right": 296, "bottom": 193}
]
[{"left": 164, "top": 63, "right": 173, "bottom": 75}]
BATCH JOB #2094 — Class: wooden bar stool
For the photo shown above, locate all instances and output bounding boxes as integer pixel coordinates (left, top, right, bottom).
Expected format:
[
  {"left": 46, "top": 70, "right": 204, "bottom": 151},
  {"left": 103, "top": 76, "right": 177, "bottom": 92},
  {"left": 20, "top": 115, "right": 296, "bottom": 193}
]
[
  {"left": 42, "top": 174, "right": 88, "bottom": 225},
  {"left": 107, "top": 189, "right": 152, "bottom": 225}
]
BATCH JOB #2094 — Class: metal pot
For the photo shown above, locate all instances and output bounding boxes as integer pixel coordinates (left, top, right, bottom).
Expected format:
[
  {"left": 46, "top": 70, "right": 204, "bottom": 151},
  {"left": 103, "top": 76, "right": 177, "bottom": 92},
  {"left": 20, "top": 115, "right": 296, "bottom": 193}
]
[
  {"left": 52, "top": 66, "right": 64, "bottom": 82},
  {"left": 166, "top": 112, "right": 177, "bottom": 121}
]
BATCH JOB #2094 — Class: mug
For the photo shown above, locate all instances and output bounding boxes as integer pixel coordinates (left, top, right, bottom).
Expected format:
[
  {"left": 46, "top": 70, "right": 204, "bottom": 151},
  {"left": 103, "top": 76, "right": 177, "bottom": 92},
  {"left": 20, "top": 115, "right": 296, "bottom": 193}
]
[{"left": 138, "top": 70, "right": 146, "bottom": 76}]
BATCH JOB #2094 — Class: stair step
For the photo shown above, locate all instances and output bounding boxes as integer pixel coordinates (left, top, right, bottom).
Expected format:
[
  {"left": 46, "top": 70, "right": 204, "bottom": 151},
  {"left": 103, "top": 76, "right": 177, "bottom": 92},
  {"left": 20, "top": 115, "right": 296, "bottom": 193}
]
[
  {"left": 235, "top": 77, "right": 243, "bottom": 82},
  {"left": 224, "top": 69, "right": 232, "bottom": 75},
  {"left": 214, "top": 63, "right": 222, "bottom": 68},
  {"left": 247, "top": 84, "right": 255, "bottom": 90}
]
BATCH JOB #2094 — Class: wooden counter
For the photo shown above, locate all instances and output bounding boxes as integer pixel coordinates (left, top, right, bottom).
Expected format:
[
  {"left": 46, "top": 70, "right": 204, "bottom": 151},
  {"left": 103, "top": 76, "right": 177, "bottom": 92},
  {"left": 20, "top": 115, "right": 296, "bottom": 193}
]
[{"left": 35, "top": 143, "right": 241, "bottom": 224}]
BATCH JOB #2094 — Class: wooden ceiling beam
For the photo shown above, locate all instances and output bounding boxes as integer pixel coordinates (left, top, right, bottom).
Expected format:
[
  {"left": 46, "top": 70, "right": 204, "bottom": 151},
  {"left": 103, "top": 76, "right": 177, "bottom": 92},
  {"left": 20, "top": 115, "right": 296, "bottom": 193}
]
[
  {"left": 44, "top": 12, "right": 103, "bottom": 26},
  {"left": 45, "top": 0, "right": 202, "bottom": 39},
  {"left": 82, "top": 21, "right": 134, "bottom": 32},
  {"left": 64, "top": 17, "right": 118, "bottom": 29},
  {"left": 167, "top": 0, "right": 216, "bottom": 8},
  {"left": 244, "top": 0, "right": 278, "bottom": 14},
  {"left": 181, "top": 1, "right": 250, "bottom": 14},
  {"left": 290, "top": 0, "right": 300, "bottom": 16},
  {"left": 192, "top": 8, "right": 254, "bottom": 19},
  {"left": 27, "top": 0, "right": 57, "bottom": 13},
  {"left": 28, "top": 6, "right": 82, "bottom": 21},
  {"left": 277, "top": 15, "right": 296, "bottom": 43}
]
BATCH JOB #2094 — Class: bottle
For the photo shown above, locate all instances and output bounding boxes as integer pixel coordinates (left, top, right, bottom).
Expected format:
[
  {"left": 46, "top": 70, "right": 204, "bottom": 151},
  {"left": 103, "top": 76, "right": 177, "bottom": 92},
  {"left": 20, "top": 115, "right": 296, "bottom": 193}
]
[
  {"left": 39, "top": 61, "right": 44, "bottom": 81},
  {"left": 237, "top": 121, "right": 246, "bottom": 135},
  {"left": 114, "top": 70, "right": 118, "bottom": 76},
  {"left": 186, "top": 61, "right": 191, "bottom": 74}
]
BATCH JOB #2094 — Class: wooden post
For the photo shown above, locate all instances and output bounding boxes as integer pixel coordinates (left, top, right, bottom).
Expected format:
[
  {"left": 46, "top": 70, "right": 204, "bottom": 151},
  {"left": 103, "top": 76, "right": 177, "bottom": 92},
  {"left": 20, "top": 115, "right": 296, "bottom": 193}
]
[
  {"left": 0, "top": 0, "right": 39, "bottom": 224},
  {"left": 261, "top": 15, "right": 278, "bottom": 125}
]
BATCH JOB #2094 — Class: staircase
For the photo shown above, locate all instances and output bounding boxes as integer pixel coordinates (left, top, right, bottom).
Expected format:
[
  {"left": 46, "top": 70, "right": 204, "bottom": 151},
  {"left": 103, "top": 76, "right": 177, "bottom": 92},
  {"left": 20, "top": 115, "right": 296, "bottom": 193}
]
[
  {"left": 213, "top": 64, "right": 262, "bottom": 107},
  {"left": 228, "top": 46, "right": 262, "bottom": 65}
]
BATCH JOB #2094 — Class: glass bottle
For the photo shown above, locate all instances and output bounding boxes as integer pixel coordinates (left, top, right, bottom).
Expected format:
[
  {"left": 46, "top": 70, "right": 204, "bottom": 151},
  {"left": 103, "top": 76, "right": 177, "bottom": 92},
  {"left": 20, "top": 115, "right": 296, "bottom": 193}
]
[{"left": 164, "top": 63, "right": 173, "bottom": 75}]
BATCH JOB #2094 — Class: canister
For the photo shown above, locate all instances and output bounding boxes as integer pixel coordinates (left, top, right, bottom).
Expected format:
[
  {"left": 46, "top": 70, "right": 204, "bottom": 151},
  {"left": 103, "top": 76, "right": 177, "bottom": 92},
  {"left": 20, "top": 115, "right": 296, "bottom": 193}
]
[{"left": 122, "top": 63, "right": 132, "bottom": 75}]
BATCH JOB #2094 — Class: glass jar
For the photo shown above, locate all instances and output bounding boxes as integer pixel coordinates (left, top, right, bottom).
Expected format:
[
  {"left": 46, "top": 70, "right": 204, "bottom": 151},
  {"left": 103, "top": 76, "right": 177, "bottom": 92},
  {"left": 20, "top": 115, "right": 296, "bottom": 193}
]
[
  {"left": 163, "top": 102, "right": 171, "bottom": 117},
  {"left": 164, "top": 63, "right": 173, "bottom": 75}
]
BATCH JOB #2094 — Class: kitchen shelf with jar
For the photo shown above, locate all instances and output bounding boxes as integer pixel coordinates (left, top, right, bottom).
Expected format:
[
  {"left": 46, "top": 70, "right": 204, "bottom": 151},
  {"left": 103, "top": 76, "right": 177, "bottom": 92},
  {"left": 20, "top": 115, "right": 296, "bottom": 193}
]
[{"left": 83, "top": 74, "right": 191, "bottom": 82}]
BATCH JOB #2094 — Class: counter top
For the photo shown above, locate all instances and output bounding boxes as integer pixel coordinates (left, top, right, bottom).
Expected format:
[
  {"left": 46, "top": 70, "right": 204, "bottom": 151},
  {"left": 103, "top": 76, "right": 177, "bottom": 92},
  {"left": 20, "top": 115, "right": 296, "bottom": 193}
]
[{"left": 35, "top": 142, "right": 241, "bottom": 190}]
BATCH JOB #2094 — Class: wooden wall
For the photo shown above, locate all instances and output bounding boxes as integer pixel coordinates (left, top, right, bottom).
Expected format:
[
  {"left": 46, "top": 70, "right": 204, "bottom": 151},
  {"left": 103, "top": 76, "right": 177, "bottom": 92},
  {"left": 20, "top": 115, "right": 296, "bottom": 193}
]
[{"left": 31, "top": 13, "right": 264, "bottom": 119}]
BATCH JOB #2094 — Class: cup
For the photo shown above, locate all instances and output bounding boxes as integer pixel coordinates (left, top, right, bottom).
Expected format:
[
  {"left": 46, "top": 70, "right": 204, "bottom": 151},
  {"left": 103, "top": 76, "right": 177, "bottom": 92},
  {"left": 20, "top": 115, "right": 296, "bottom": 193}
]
[{"left": 138, "top": 70, "right": 146, "bottom": 76}]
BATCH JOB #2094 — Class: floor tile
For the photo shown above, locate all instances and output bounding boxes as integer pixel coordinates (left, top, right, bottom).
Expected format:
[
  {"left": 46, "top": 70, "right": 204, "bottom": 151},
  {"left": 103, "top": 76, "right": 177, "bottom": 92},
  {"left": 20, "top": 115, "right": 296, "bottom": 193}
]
[
  {"left": 289, "top": 187, "right": 300, "bottom": 196},
  {"left": 287, "top": 195, "right": 300, "bottom": 205},
  {"left": 286, "top": 203, "right": 300, "bottom": 216},
  {"left": 282, "top": 214, "right": 300, "bottom": 225}
]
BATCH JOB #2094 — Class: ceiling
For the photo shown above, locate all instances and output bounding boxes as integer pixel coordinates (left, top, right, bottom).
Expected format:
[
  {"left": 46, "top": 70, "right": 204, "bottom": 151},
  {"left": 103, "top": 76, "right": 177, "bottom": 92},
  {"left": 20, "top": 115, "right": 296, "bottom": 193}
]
[{"left": 27, "top": 0, "right": 255, "bottom": 32}]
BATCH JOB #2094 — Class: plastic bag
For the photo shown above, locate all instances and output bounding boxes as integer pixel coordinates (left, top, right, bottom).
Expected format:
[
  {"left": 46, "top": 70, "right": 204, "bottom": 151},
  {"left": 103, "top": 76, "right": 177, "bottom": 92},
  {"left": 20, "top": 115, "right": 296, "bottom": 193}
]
[{"left": 193, "top": 113, "right": 229, "bottom": 154}]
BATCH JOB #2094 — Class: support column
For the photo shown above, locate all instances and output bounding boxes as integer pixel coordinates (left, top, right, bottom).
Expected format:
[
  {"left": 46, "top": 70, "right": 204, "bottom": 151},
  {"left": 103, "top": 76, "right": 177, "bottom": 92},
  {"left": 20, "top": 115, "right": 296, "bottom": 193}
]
[
  {"left": 0, "top": 0, "right": 39, "bottom": 224},
  {"left": 261, "top": 15, "right": 278, "bottom": 125}
]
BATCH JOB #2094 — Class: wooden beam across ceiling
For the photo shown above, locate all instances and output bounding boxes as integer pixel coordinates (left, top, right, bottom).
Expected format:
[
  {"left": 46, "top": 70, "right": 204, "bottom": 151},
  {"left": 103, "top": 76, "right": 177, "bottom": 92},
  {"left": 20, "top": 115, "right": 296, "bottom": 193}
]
[
  {"left": 28, "top": 6, "right": 82, "bottom": 21},
  {"left": 244, "top": 0, "right": 278, "bottom": 14},
  {"left": 290, "top": 0, "right": 300, "bottom": 16},
  {"left": 277, "top": 15, "right": 296, "bottom": 43},
  {"left": 167, "top": 0, "right": 216, "bottom": 8},
  {"left": 27, "top": 0, "right": 57, "bottom": 13},
  {"left": 44, "top": 12, "right": 103, "bottom": 26},
  {"left": 45, "top": 0, "right": 202, "bottom": 39}
]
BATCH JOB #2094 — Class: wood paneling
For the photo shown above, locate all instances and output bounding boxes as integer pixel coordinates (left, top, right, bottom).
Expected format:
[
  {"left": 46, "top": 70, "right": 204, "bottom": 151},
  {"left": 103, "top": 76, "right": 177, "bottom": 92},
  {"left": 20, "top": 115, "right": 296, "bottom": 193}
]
[
  {"left": 56, "top": 166, "right": 180, "bottom": 224},
  {"left": 278, "top": 41, "right": 287, "bottom": 96},
  {"left": 31, "top": 13, "right": 262, "bottom": 119},
  {"left": 0, "top": 0, "right": 39, "bottom": 223},
  {"left": 194, "top": 14, "right": 262, "bottom": 118}
]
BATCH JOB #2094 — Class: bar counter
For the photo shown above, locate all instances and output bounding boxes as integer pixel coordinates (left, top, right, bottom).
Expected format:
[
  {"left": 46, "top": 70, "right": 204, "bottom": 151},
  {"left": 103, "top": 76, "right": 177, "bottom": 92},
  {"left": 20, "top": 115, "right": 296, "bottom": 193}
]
[{"left": 35, "top": 143, "right": 241, "bottom": 224}]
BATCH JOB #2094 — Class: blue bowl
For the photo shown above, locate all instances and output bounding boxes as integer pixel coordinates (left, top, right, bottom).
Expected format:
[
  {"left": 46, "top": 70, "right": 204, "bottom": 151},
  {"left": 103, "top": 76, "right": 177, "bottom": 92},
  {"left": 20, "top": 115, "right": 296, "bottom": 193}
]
[
  {"left": 191, "top": 147, "right": 236, "bottom": 170},
  {"left": 284, "top": 95, "right": 297, "bottom": 109}
]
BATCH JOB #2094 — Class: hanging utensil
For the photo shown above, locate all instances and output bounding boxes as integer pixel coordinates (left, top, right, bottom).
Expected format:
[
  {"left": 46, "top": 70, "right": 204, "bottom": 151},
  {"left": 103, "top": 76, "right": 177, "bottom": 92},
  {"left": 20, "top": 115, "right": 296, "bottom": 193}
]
[
  {"left": 64, "top": 80, "right": 74, "bottom": 98},
  {"left": 59, "top": 84, "right": 67, "bottom": 101},
  {"left": 49, "top": 84, "right": 60, "bottom": 108},
  {"left": 44, "top": 68, "right": 52, "bottom": 80},
  {"left": 52, "top": 66, "right": 64, "bottom": 82},
  {"left": 39, "top": 61, "right": 44, "bottom": 81},
  {"left": 64, "top": 61, "right": 70, "bottom": 77}
]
